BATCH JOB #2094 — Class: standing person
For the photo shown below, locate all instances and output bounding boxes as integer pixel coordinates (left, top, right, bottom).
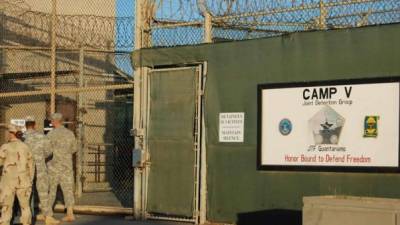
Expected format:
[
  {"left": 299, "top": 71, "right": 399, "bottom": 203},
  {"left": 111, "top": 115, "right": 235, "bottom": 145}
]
[
  {"left": 24, "top": 116, "right": 60, "bottom": 225},
  {"left": 0, "top": 124, "right": 34, "bottom": 225},
  {"left": 47, "top": 113, "right": 77, "bottom": 222}
]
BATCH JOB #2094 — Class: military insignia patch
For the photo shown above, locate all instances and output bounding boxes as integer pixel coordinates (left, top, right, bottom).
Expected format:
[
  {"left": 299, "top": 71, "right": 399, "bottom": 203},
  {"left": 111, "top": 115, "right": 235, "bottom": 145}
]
[
  {"left": 309, "top": 106, "right": 345, "bottom": 145},
  {"left": 364, "top": 116, "right": 379, "bottom": 138},
  {"left": 279, "top": 119, "right": 292, "bottom": 136}
]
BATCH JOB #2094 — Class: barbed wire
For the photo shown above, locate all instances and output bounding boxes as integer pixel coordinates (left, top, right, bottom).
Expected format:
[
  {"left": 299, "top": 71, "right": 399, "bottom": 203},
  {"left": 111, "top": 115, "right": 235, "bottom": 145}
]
[
  {"left": 152, "top": 0, "right": 400, "bottom": 46},
  {"left": 2, "top": 9, "right": 135, "bottom": 49},
  {"left": 1, "top": 0, "right": 400, "bottom": 49},
  {"left": 0, "top": 0, "right": 31, "bottom": 16}
]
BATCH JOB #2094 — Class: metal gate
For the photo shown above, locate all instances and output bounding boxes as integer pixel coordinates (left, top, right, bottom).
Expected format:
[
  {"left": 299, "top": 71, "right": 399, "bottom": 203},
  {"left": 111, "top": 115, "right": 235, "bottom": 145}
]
[
  {"left": 0, "top": 46, "right": 134, "bottom": 209},
  {"left": 144, "top": 65, "right": 204, "bottom": 222},
  {"left": 79, "top": 87, "right": 134, "bottom": 208}
]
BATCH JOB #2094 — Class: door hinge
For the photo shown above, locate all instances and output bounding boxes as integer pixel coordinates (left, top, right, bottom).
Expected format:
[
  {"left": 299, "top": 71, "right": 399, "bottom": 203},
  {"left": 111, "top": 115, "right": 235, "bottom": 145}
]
[{"left": 131, "top": 128, "right": 145, "bottom": 137}]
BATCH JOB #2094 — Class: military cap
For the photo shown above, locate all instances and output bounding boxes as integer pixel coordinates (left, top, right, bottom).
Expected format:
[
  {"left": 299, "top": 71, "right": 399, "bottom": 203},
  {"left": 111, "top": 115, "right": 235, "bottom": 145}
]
[
  {"left": 25, "top": 116, "right": 36, "bottom": 122},
  {"left": 7, "top": 124, "right": 18, "bottom": 133},
  {"left": 50, "top": 113, "right": 63, "bottom": 121}
]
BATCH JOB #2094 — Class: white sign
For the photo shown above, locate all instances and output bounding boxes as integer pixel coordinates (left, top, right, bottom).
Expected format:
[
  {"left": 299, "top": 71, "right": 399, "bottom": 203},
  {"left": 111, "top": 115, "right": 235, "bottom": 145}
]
[
  {"left": 259, "top": 80, "right": 400, "bottom": 170},
  {"left": 219, "top": 112, "right": 245, "bottom": 142}
]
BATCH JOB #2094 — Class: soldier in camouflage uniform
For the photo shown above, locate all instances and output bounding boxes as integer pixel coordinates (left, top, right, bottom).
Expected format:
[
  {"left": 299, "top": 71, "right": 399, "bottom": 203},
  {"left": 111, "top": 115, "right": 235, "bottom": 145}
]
[
  {"left": 47, "top": 113, "right": 77, "bottom": 222},
  {"left": 0, "top": 124, "right": 34, "bottom": 225},
  {"left": 24, "top": 116, "right": 60, "bottom": 225}
]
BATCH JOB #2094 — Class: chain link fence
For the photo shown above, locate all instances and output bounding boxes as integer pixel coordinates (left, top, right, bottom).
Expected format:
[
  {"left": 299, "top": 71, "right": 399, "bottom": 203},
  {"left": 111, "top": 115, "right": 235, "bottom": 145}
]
[
  {"left": 3, "top": 0, "right": 398, "bottom": 50},
  {"left": 150, "top": 0, "right": 400, "bottom": 47},
  {"left": 1, "top": 0, "right": 135, "bottom": 209},
  {"left": 0, "top": 46, "right": 134, "bottom": 207},
  {"left": 1, "top": 0, "right": 135, "bottom": 49}
]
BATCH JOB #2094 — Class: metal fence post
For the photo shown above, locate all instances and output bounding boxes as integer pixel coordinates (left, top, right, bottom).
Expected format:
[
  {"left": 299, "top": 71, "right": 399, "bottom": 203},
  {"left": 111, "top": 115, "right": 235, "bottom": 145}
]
[
  {"left": 199, "top": 63, "right": 208, "bottom": 225},
  {"left": 75, "top": 46, "right": 84, "bottom": 199},
  {"left": 133, "top": 0, "right": 144, "bottom": 219},
  {"left": 204, "top": 11, "right": 212, "bottom": 43},
  {"left": 318, "top": 0, "right": 328, "bottom": 30},
  {"left": 200, "top": 3, "right": 211, "bottom": 223},
  {"left": 50, "top": 0, "right": 57, "bottom": 114},
  {"left": 133, "top": 0, "right": 155, "bottom": 219}
]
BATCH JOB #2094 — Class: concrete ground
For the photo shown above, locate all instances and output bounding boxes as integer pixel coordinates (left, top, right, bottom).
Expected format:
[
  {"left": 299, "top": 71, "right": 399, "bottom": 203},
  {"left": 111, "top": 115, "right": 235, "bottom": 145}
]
[
  {"left": 31, "top": 213, "right": 190, "bottom": 225},
  {"left": 76, "top": 192, "right": 125, "bottom": 207}
]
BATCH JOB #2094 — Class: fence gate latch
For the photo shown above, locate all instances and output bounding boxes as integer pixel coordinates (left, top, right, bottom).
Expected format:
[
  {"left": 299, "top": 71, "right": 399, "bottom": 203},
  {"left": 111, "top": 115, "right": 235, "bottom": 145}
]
[{"left": 132, "top": 148, "right": 143, "bottom": 168}]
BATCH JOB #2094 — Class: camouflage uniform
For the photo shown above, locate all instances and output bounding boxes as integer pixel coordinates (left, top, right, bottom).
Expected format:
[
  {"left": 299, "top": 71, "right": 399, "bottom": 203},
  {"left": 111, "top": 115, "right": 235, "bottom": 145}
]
[
  {"left": 24, "top": 129, "right": 53, "bottom": 217},
  {"left": 47, "top": 126, "right": 77, "bottom": 214},
  {"left": 0, "top": 139, "right": 34, "bottom": 225}
]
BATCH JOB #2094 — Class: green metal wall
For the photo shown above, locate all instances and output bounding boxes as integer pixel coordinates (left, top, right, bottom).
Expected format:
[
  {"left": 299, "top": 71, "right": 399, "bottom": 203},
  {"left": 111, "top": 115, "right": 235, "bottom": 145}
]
[{"left": 133, "top": 24, "right": 400, "bottom": 223}]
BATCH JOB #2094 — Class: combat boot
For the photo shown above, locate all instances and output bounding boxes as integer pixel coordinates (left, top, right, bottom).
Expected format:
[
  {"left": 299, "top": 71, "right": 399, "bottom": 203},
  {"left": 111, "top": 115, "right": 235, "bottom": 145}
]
[
  {"left": 36, "top": 214, "right": 45, "bottom": 221},
  {"left": 61, "top": 207, "right": 75, "bottom": 222},
  {"left": 45, "top": 216, "right": 60, "bottom": 225}
]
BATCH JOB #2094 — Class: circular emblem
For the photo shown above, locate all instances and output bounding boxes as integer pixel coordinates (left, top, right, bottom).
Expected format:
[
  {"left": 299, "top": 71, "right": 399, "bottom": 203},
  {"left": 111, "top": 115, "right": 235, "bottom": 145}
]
[{"left": 279, "top": 119, "right": 292, "bottom": 136}]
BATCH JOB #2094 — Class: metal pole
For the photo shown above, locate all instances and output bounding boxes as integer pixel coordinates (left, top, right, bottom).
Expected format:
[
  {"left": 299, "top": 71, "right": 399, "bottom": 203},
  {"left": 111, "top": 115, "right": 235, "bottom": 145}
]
[
  {"left": 199, "top": 116, "right": 207, "bottom": 225},
  {"left": 133, "top": 0, "right": 155, "bottom": 219},
  {"left": 204, "top": 11, "right": 212, "bottom": 43},
  {"left": 133, "top": 0, "right": 154, "bottom": 220},
  {"left": 50, "top": 0, "right": 57, "bottom": 114},
  {"left": 0, "top": 84, "right": 133, "bottom": 98},
  {"left": 133, "top": 0, "right": 144, "bottom": 219},
  {"left": 319, "top": 0, "right": 327, "bottom": 30},
  {"left": 193, "top": 66, "right": 202, "bottom": 224},
  {"left": 141, "top": 67, "right": 149, "bottom": 220},
  {"left": 75, "top": 47, "right": 84, "bottom": 199},
  {"left": 199, "top": 63, "right": 208, "bottom": 225}
]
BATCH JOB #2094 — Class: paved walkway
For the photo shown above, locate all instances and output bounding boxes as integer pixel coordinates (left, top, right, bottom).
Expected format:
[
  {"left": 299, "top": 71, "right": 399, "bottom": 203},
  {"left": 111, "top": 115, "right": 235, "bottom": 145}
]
[{"left": 31, "top": 214, "right": 190, "bottom": 225}]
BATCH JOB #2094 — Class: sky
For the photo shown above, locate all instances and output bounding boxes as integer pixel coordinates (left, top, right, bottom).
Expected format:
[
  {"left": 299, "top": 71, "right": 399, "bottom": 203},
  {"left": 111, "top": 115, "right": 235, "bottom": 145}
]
[
  {"left": 112, "top": 0, "right": 400, "bottom": 76},
  {"left": 115, "top": 0, "right": 135, "bottom": 76}
]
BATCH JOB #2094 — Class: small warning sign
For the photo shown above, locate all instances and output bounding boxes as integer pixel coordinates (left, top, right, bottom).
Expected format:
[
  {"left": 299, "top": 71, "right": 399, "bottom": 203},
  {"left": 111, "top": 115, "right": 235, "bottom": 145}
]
[{"left": 219, "top": 112, "right": 244, "bottom": 143}]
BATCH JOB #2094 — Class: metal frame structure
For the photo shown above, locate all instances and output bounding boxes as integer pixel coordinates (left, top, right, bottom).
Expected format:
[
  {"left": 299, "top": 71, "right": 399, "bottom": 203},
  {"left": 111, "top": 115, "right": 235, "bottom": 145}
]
[
  {"left": 0, "top": 44, "right": 134, "bottom": 205},
  {"left": 132, "top": 4, "right": 209, "bottom": 222},
  {"left": 0, "top": 84, "right": 133, "bottom": 98},
  {"left": 141, "top": 64, "right": 205, "bottom": 224}
]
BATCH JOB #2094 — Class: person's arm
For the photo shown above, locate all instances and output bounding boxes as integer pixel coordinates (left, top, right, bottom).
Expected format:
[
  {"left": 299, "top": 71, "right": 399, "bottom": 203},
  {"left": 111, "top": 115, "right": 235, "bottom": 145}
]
[
  {"left": 70, "top": 132, "right": 78, "bottom": 154},
  {"left": 27, "top": 149, "right": 35, "bottom": 182},
  {"left": 43, "top": 137, "right": 53, "bottom": 158},
  {"left": 0, "top": 145, "right": 6, "bottom": 166},
  {"left": 71, "top": 139, "right": 78, "bottom": 154}
]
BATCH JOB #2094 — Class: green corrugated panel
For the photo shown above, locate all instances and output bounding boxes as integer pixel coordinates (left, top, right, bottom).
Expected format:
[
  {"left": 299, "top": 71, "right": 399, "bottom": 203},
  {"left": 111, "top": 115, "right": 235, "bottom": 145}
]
[
  {"left": 147, "top": 68, "right": 196, "bottom": 217},
  {"left": 134, "top": 24, "right": 400, "bottom": 223}
]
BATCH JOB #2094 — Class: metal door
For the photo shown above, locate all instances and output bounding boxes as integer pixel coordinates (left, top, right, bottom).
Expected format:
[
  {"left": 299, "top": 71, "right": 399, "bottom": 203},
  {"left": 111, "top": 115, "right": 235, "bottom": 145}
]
[{"left": 145, "top": 66, "right": 203, "bottom": 222}]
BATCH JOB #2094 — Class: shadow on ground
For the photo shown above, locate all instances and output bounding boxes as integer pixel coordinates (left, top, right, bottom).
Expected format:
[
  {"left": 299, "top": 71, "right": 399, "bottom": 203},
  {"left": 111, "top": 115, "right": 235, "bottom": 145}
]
[{"left": 32, "top": 214, "right": 191, "bottom": 225}]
